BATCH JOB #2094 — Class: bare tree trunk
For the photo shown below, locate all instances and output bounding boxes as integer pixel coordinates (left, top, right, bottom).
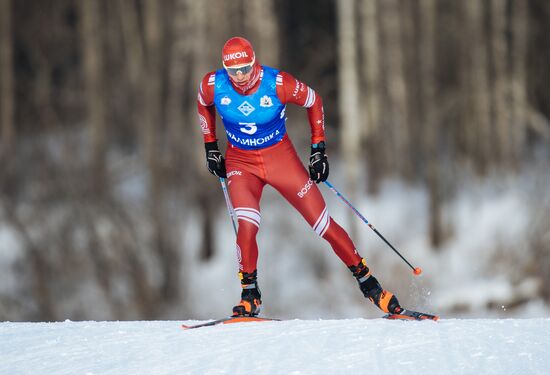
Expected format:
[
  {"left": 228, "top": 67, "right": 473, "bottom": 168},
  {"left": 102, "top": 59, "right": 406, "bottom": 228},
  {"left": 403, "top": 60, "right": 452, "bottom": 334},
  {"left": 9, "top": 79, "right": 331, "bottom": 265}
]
[
  {"left": 461, "top": 0, "right": 491, "bottom": 173},
  {"left": 510, "top": 0, "right": 528, "bottom": 165},
  {"left": 117, "top": 0, "right": 145, "bottom": 93},
  {"left": 185, "top": 0, "right": 219, "bottom": 262},
  {"left": 337, "top": 0, "right": 361, "bottom": 239},
  {"left": 379, "top": 0, "right": 411, "bottom": 178},
  {"left": 144, "top": 0, "right": 182, "bottom": 306},
  {"left": 418, "top": 0, "right": 444, "bottom": 248},
  {"left": 80, "top": 0, "right": 107, "bottom": 192},
  {"left": 359, "top": 0, "right": 383, "bottom": 194},
  {"left": 166, "top": 0, "right": 192, "bottom": 171},
  {"left": 337, "top": 0, "right": 360, "bottom": 181},
  {"left": 157, "top": 0, "right": 218, "bottom": 267},
  {"left": 116, "top": 0, "right": 147, "bottom": 161},
  {"left": 490, "top": 0, "right": 512, "bottom": 166},
  {"left": 0, "top": 0, "right": 15, "bottom": 158},
  {"left": 400, "top": 0, "right": 422, "bottom": 177},
  {"left": 143, "top": 0, "right": 162, "bottom": 172}
]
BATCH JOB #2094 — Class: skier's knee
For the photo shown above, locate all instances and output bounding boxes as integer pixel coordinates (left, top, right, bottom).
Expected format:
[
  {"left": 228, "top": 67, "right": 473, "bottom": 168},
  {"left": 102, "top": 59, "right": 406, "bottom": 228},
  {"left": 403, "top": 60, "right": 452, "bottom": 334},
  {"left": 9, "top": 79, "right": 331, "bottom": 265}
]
[{"left": 312, "top": 207, "right": 330, "bottom": 237}]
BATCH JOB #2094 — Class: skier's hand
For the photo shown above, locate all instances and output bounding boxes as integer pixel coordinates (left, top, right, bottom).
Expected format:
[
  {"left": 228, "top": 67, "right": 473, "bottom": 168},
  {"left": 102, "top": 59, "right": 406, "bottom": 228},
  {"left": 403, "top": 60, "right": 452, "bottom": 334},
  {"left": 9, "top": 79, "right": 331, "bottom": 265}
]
[
  {"left": 308, "top": 141, "right": 329, "bottom": 183},
  {"left": 205, "top": 141, "right": 227, "bottom": 178}
]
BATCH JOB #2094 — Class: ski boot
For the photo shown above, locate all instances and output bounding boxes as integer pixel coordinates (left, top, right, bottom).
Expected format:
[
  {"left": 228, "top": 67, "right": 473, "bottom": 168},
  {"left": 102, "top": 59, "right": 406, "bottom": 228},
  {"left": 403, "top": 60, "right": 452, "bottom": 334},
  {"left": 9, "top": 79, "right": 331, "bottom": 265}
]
[
  {"left": 232, "top": 270, "right": 262, "bottom": 317},
  {"left": 349, "top": 259, "right": 403, "bottom": 314}
]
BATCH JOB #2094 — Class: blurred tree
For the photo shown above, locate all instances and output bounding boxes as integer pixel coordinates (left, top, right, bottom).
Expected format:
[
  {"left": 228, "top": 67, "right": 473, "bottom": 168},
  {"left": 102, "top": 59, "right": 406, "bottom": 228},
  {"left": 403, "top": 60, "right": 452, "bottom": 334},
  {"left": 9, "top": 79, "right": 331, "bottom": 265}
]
[
  {"left": 358, "top": 0, "right": 382, "bottom": 194},
  {"left": 490, "top": 0, "right": 512, "bottom": 165},
  {"left": 379, "top": 0, "right": 411, "bottom": 179},
  {"left": 189, "top": 0, "right": 217, "bottom": 262},
  {"left": 337, "top": 0, "right": 361, "bottom": 239},
  {"left": 459, "top": 0, "right": 491, "bottom": 173},
  {"left": 509, "top": 0, "right": 528, "bottom": 163},
  {"left": 0, "top": 0, "right": 15, "bottom": 158},
  {"left": 337, "top": 0, "right": 360, "bottom": 181},
  {"left": 418, "top": 0, "right": 445, "bottom": 247},
  {"left": 79, "top": 0, "right": 107, "bottom": 192},
  {"left": 143, "top": 0, "right": 183, "bottom": 309}
]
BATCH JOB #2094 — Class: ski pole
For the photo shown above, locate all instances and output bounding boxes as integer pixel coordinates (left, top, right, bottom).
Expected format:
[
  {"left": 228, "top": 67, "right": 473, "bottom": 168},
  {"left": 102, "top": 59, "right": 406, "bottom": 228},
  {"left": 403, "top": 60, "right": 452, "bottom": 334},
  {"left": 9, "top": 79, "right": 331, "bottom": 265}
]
[
  {"left": 220, "top": 177, "right": 238, "bottom": 236},
  {"left": 323, "top": 180, "right": 422, "bottom": 276}
]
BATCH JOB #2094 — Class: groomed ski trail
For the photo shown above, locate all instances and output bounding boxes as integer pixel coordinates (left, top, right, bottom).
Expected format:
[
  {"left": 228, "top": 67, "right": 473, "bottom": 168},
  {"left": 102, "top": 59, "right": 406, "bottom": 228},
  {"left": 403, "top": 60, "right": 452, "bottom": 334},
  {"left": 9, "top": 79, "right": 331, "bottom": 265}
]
[{"left": 1, "top": 318, "right": 548, "bottom": 374}]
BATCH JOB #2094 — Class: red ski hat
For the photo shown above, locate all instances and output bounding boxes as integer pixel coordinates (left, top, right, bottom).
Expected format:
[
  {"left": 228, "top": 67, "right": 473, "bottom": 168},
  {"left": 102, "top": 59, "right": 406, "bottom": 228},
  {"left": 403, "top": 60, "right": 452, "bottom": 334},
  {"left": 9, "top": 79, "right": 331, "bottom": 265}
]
[{"left": 222, "top": 37, "right": 256, "bottom": 68}]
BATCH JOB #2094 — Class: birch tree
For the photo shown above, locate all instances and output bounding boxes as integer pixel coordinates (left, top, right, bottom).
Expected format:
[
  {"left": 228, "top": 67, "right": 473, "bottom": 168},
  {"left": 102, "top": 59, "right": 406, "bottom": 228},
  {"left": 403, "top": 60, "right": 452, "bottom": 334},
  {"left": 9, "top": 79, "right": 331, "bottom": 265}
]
[
  {"left": 337, "top": 0, "right": 361, "bottom": 190},
  {"left": 379, "top": 0, "right": 410, "bottom": 178},
  {"left": 359, "top": 0, "right": 382, "bottom": 193}
]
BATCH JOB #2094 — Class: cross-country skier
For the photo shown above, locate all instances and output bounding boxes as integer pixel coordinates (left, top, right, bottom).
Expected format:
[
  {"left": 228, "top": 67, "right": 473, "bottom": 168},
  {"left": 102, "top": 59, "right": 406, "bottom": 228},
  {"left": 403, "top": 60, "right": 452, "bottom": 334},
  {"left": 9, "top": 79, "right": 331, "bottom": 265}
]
[{"left": 197, "top": 36, "right": 404, "bottom": 317}]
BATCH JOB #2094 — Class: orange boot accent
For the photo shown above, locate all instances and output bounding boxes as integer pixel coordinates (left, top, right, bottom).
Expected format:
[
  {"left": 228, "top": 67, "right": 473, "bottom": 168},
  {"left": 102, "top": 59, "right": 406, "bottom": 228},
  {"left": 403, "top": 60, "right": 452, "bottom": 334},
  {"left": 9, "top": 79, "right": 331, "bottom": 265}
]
[
  {"left": 232, "top": 298, "right": 261, "bottom": 317},
  {"left": 240, "top": 300, "right": 252, "bottom": 312},
  {"left": 374, "top": 290, "right": 394, "bottom": 313}
]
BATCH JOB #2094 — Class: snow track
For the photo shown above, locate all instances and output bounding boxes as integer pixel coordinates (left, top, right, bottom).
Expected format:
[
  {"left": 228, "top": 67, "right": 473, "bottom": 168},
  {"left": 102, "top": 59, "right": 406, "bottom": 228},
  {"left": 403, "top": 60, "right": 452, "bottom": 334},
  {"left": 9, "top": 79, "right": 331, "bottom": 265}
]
[{"left": 1, "top": 318, "right": 548, "bottom": 374}]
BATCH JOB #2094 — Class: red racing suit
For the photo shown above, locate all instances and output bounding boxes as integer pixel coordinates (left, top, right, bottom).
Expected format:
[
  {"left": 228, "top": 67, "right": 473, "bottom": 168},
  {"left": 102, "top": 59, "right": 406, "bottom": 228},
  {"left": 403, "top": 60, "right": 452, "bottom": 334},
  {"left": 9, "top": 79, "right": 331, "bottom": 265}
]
[{"left": 197, "top": 67, "right": 362, "bottom": 273}]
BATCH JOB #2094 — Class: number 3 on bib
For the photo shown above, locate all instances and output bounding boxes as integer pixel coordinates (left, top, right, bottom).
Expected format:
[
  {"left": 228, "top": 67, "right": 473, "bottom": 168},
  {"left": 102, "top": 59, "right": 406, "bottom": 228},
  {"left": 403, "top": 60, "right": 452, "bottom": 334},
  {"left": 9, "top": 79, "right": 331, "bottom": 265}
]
[{"left": 239, "top": 122, "right": 257, "bottom": 135}]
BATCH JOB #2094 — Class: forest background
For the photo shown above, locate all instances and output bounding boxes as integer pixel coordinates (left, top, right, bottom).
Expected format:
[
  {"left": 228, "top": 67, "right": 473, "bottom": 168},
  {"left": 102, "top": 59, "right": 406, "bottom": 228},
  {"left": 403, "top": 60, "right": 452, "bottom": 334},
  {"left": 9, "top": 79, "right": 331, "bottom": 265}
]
[{"left": 0, "top": 0, "right": 549, "bottom": 321}]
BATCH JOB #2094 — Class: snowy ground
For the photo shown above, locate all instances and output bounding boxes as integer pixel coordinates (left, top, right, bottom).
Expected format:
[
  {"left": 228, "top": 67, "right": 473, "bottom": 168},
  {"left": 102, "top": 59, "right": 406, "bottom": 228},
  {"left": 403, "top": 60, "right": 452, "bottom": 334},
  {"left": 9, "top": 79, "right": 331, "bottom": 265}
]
[{"left": 1, "top": 318, "right": 549, "bottom": 375}]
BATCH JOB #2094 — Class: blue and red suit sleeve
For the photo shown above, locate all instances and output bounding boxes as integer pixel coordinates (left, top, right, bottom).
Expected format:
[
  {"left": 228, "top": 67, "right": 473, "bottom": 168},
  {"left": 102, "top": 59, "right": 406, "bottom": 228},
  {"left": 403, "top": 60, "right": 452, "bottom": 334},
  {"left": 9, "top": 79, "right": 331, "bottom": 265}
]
[
  {"left": 197, "top": 71, "right": 217, "bottom": 144},
  {"left": 275, "top": 71, "right": 326, "bottom": 145}
]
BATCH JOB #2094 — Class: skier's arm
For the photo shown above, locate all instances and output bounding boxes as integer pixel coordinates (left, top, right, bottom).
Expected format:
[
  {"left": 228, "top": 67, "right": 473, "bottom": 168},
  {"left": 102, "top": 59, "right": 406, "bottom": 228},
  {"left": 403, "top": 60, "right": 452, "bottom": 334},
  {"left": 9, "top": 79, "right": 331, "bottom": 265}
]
[
  {"left": 276, "top": 71, "right": 325, "bottom": 145},
  {"left": 197, "top": 72, "right": 226, "bottom": 177},
  {"left": 197, "top": 72, "right": 217, "bottom": 144},
  {"left": 276, "top": 72, "right": 328, "bottom": 183}
]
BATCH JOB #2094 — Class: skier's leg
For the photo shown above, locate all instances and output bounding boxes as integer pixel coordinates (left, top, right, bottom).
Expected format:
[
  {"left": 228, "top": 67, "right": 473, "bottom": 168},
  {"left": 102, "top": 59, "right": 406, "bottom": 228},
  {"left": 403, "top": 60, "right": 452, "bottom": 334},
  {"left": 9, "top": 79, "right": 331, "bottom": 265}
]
[
  {"left": 263, "top": 139, "right": 362, "bottom": 266},
  {"left": 226, "top": 171, "right": 264, "bottom": 274},
  {"left": 263, "top": 138, "right": 402, "bottom": 314},
  {"left": 225, "top": 164, "right": 265, "bottom": 316}
]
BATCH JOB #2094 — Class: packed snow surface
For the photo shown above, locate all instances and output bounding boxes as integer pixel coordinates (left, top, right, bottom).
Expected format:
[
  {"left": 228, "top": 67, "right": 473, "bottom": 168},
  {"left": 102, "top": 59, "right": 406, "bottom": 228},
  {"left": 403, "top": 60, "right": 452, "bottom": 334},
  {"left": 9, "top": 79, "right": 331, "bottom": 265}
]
[{"left": 1, "top": 318, "right": 549, "bottom": 374}]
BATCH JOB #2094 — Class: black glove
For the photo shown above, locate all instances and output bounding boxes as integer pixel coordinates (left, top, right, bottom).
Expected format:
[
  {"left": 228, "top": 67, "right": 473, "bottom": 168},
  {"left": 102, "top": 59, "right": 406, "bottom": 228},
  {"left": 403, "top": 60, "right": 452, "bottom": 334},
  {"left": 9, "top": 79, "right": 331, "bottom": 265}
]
[
  {"left": 308, "top": 141, "right": 329, "bottom": 183},
  {"left": 205, "top": 141, "right": 227, "bottom": 178}
]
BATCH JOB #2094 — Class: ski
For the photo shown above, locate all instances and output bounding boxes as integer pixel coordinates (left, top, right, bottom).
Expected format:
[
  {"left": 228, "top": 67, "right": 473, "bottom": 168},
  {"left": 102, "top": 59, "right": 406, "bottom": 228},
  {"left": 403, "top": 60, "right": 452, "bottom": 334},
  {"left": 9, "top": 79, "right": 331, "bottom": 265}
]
[
  {"left": 383, "top": 309, "right": 439, "bottom": 321},
  {"left": 182, "top": 316, "right": 281, "bottom": 330},
  {"left": 182, "top": 309, "right": 438, "bottom": 330}
]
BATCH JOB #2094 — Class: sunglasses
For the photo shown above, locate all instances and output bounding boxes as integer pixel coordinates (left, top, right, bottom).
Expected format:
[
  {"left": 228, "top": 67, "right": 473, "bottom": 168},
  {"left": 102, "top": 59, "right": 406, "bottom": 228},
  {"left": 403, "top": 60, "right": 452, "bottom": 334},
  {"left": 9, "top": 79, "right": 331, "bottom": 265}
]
[{"left": 225, "top": 64, "right": 253, "bottom": 76}]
